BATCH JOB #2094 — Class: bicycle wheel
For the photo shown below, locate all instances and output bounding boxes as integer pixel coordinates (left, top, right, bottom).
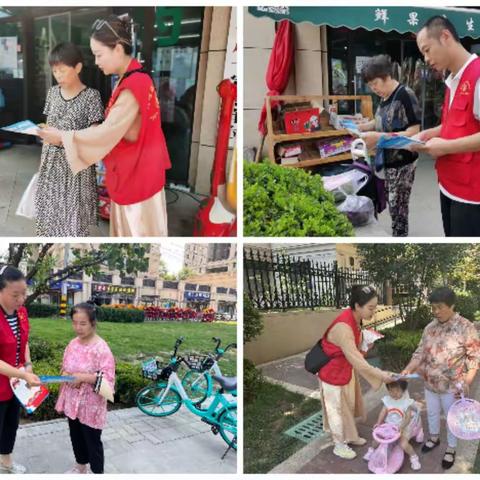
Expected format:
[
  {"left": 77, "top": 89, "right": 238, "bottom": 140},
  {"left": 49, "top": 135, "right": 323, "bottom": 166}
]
[
  {"left": 136, "top": 383, "right": 182, "bottom": 417},
  {"left": 217, "top": 405, "right": 237, "bottom": 450},
  {"left": 182, "top": 370, "right": 210, "bottom": 404}
]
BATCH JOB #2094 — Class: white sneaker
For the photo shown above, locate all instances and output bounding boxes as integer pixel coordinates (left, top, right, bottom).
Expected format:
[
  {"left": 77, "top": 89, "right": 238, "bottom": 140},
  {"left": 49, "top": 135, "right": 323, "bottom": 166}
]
[
  {"left": 350, "top": 437, "right": 367, "bottom": 446},
  {"left": 64, "top": 465, "right": 88, "bottom": 474},
  {"left": 333, "top": 443, "right": 357, "bottom": 459},
  {"left": 363, "top": 447, "right": 375, "bottom": 461},
  {"left": 0, "top": 462, "right": 27, "bottom": 474},
  {"left": 410, "top": 454, "right": 421, "bottom": 471}
]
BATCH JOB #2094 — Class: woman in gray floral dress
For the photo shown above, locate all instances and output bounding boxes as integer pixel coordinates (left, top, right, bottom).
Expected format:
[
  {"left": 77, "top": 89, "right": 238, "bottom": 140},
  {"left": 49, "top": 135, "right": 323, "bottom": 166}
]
[{"left": 35, "top": 42, "right": 104, "bottom": 236}]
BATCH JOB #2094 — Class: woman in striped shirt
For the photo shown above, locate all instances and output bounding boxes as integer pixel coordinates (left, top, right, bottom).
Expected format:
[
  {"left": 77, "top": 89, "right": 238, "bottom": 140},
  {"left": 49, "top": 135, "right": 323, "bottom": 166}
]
[{"left": 0, "top": 265, "right": 41, "bottom": 474}]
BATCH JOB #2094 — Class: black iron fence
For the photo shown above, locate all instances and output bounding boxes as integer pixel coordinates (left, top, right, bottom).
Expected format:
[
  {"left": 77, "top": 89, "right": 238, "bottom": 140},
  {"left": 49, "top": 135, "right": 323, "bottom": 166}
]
[{"left": 244, "top": 248, "right": 384, "bottom": 311}]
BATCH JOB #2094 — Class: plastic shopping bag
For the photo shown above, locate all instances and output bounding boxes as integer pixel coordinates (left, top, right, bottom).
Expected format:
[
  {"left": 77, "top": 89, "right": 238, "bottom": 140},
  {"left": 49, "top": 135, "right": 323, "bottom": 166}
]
[
  {"left": 323, "top": 169, "right": 369, "bottom": 202},
  {"left": 16, "top": 173, "right": 38, "bottom": 219},
  {"left": 338, "top": 195, "right": 374, "bottom": 227}
]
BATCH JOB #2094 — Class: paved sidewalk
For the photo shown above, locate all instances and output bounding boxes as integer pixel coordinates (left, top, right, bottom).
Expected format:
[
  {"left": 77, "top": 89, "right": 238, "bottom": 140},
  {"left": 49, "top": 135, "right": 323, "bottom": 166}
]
[
  {"left": 261, "top": 353, "right": 479, "bottom": 474},
  {"left": 0, "top": 144, "right": 198, "bottom": 236},
  {"left": 14, "top": 406, "right": 236, "bottom": 474},
  {"left": 377, "top": 154, "right": 443, "bottom": 237}
]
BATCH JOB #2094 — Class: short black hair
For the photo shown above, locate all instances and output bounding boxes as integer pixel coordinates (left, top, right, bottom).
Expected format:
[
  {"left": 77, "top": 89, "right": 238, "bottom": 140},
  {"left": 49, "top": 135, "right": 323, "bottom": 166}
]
[
  {"left": 421, "top": 15, "right": 460, "bottom": 43},
  {"left": 48, "top": 42, "right": 84, "bottom": 68},
  {"left": 386, "top": 379, "right": 408, "bottom": 392},
  {"left": 349, "top": 284, "right": 378, "bottom": 309},
  {"left": 428, "top": 287, "right": 456, "bottom": 307},
  {"left": 361, "top": 55, "right": 393, "bottom": 83},
  {"left": 70, "top": 301, "right": 97, "bottom": 326},
  {"left": 0, "top": 265, "right": 26, "bottom": 291}
]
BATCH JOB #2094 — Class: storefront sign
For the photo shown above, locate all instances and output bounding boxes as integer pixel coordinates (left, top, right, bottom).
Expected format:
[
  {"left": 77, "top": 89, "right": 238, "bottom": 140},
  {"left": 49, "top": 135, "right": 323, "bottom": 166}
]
[
  {"left": 184, "top": 291, "right": 210, "bottom": 301},
  {"left": 249, "top": 6, "right": 480, "bottom": 39},
  {"left": 49, "top": 281, "right": 83, "bottom": 291},
  {"left": 93, "top": 284, "right": 135, "bottom": 295}
]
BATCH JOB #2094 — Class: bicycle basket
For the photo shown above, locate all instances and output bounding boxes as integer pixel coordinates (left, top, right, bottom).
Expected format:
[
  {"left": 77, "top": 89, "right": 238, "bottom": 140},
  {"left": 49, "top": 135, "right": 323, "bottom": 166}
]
[
  {"left": 185, "top": 354, "right": 215, "bottom": 372},
  {"left": 158, "top": 366, "right": 173, "bottom": 381},
  {"left": 141, "top": 358, "right": 160, "bottom": 380}
]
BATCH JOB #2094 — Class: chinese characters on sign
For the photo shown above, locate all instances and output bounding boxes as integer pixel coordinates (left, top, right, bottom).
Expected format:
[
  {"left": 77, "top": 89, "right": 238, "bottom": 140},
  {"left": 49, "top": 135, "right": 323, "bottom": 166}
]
[
  {"left": 93, "top": 284, "right": 136, "bottom": 295},
  {"left": 374, "top": 8, "right": 389, "bottom": 25}
]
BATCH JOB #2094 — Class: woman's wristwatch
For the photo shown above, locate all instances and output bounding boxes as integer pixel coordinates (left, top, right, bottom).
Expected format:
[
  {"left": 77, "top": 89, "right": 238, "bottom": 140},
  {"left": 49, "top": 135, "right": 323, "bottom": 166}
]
[{"left": 23, "top": 361, "right": 32, "bottom": 368}]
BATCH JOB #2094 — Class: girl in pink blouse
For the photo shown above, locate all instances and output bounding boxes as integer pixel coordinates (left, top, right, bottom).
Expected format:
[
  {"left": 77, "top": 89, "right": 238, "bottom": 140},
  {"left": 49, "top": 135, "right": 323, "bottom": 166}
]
[{"left": 55, "top": 302, "right": 115, "bottom": 474}]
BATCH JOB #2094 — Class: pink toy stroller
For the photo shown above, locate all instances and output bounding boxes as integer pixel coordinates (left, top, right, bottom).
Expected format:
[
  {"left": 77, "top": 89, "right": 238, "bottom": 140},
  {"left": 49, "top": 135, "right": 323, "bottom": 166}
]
[
  {"left": 368, "top": 409, "right": 424, "bottom": 474},
  {"left": 447, "top": 385, "right": 480, "bottom": 440}
]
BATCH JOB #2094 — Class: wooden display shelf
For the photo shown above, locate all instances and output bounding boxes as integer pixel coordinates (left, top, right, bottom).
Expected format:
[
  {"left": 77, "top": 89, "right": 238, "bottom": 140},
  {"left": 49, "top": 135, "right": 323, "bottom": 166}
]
[
  {"left": 283, "top": 152, "right": 354, "bottom": 169},
  {"left": 265, "top": 94, "right": 373, "bottom": 168}
]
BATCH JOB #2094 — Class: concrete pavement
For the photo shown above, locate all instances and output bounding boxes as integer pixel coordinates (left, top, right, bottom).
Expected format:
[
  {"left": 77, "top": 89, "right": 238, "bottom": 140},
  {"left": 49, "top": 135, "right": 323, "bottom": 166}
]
[
  {"left": 0, "top": 144, "right": 198, "bottom": 236},
  {"left": 377, "top": 154, "right": 444, "bottom": 237},
  {"left": 14, "top": 406, "right": 236, "bottom": 474},
  {"left": 261, "top": 353, "right": 479, "bottom": 474}
]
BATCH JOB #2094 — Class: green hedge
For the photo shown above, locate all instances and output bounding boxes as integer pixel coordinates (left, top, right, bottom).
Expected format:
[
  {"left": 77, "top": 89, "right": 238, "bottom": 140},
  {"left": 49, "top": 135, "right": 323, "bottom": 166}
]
[
  {"left": 244, "top": 358, "right": 264, "bottom": 404},
  {"left": 97, "top": 307, "right": 145, "bottom": 323},
  {"left": 26, "top": 303, "right": 59, "bottom": 318},
  {"left": 376, "top": 328, "right": 423, "bottom": 373},
  {"left": 454, "top": 290, "right": 480, "bottom": 321},
  {"left": 29, "top": 337, "right": 64, "bottom": 363},
  {"left": 243, "top": 161, "right": 354, "bottom": 237}
]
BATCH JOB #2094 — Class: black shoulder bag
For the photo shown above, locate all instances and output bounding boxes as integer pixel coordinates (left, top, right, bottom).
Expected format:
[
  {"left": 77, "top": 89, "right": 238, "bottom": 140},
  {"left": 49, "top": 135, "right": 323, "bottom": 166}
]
[{"left": 304, "top": 338, "right": 330, "bottom": 375}]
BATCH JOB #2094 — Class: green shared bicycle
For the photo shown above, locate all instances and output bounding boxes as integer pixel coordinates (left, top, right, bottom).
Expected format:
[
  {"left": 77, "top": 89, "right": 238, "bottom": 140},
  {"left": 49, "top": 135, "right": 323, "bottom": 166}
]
[
  {"left": 181, "top": 336, "right": 236, "bottom": 405},
  {"left": 136, "top": 338, "right": 237, "bottom": 450}
]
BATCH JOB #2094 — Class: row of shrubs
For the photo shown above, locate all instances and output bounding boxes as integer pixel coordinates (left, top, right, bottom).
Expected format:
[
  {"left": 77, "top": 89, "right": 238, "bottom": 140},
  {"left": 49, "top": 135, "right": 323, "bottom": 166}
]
[
  {"left": 22, "top": 337, "right": 150, "bottom": 422},
  {"left": 244, "top": 161, "right": 354, "bottom": 237},
  {"left": 27, "top": 304, "right": 223, "bottom": 324},
  {"left": 27, "top": 303, "right": 144, "bottom": 323}
]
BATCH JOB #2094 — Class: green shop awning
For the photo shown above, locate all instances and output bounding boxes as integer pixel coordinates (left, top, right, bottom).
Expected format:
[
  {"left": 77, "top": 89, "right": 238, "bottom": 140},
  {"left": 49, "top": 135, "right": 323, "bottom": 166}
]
[{"left": 248, "top": 6, "right": 480, "bottom": 39}]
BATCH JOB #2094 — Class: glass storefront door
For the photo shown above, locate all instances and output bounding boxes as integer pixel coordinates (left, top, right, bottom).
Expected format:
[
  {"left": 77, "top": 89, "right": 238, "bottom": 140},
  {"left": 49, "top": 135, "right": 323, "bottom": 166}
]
[
  {"left": 0, "top": 15, "right": 24, "bottom": 126},
  {"left": 152, "top": 7, "right": 204, "bottom": 185},
  {"left": 32, "top": 12, "right": 70, "bottom": 121}
]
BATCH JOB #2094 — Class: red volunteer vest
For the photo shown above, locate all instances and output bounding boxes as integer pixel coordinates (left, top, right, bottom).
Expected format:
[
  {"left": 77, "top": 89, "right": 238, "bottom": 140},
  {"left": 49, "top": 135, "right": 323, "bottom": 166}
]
[
  {"left": 438, "top": 57, "right": 480, "bottom": 202},
  {"left": 104, "top": 59, "right": 172, "bottom": 205},
  {"left": 318, "top": 308, "right": 361, "bottom": 386},
  {"left": 0, "top": 306, "right": 29, "bottom": 401}
]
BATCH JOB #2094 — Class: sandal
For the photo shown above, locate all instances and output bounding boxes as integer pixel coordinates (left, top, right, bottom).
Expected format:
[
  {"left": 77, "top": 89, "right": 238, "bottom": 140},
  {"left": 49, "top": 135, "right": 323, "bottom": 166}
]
[
  {"left": 421, "top": 437, "right": 440, "bottom": 452},
  {"left": 442, "top": 449, "right": 456, "bottom": 469}
]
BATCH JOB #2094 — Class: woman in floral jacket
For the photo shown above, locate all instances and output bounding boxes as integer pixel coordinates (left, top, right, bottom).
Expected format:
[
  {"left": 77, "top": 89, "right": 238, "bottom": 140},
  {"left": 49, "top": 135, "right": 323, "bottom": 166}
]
[{"left": 402, "top": 287, "right": 480, "bottom": 470}]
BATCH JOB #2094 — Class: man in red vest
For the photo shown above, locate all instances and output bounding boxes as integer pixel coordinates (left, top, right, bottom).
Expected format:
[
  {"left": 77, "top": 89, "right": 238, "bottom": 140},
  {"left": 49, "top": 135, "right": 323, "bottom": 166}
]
[{"left": 413, "top": 16, "right": 480, "bottom": 236}]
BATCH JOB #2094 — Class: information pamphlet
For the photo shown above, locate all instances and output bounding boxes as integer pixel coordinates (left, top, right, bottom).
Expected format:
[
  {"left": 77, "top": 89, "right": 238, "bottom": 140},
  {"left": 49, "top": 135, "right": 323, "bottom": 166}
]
[
  {"left": 1, "top": 120, "right": 40, "bottom": 136},
  {"left": 377, "top": 134, "right": 425, "bottom": 149},
  {"left": 10, "top": 368, "right": 49, "bottom": 414}
]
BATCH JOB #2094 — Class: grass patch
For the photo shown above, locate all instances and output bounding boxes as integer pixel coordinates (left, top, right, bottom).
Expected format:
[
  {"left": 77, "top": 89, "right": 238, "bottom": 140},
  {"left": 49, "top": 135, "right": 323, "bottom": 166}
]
[
  {"left": 244, "top": 381, "right": 321, "bottom": 473},
  {"left": 29, "top": 318, "right": 237, "bottom": 375}
]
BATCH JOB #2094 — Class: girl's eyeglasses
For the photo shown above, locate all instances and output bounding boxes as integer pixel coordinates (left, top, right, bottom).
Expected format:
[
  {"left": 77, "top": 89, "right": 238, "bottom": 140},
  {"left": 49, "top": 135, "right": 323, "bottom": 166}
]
[{"left": 92, "top": 19, "right": 132, "bottom": 46}]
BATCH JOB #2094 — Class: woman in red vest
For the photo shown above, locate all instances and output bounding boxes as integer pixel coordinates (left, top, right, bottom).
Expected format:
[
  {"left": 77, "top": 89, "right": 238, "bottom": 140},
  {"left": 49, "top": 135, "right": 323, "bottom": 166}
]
[
  {"left": 318, "top": 285, "right": 394, "bottom": 460},
  {"left": 0, "top": 265, "right": 41, "bottom": 474},
  {"left": 39, "top": 15, "right": 171, "bottom": 237}
]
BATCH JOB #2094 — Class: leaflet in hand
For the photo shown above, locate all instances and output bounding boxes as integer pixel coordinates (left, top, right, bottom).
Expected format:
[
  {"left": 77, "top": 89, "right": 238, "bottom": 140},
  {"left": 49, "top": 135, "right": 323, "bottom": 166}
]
[
  {"left": 39, "top": 375, "right": 76, "bottom": 384},
  {"left": 360, "top": 328, "right": 384, "bottom": 352},
  {"left": 339, "top": 119, "right": 362, "bottom": 137},
  {"left": 392, "top": 372, "right": 421, "bottom": 380},
  {"left": 377, "top": 134, "right": 425, "bottom": 149},
  {"left": 1, "top": 120, "right": 40, "bottom": 136},
  {"left": 10, "top": 369, "right": 49, "bottom": 414}
]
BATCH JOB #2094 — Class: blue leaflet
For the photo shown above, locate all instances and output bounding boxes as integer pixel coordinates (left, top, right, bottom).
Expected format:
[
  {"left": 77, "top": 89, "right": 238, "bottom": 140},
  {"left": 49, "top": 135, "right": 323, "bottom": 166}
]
[
  {"left": 377, "top": 135, "right": 425, "bottom": 149},
  {"left": 39, "top": 375, "right": 76, "bottom": 384}
]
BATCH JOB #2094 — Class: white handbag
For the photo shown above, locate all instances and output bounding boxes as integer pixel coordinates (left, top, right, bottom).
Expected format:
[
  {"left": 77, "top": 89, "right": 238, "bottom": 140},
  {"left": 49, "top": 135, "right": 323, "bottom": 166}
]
[{"left": 16, "top": 173, "right": 38, "bottom": 219}]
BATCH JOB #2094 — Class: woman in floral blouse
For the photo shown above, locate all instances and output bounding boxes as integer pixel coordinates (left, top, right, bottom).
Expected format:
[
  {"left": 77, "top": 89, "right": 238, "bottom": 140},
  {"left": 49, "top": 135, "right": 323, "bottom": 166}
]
[
  {"left": 402, "top": 287, "right": 480, "bottom": 470},
  {"left": 56, "top": 302, "right": 115, "bottom": 474}
]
